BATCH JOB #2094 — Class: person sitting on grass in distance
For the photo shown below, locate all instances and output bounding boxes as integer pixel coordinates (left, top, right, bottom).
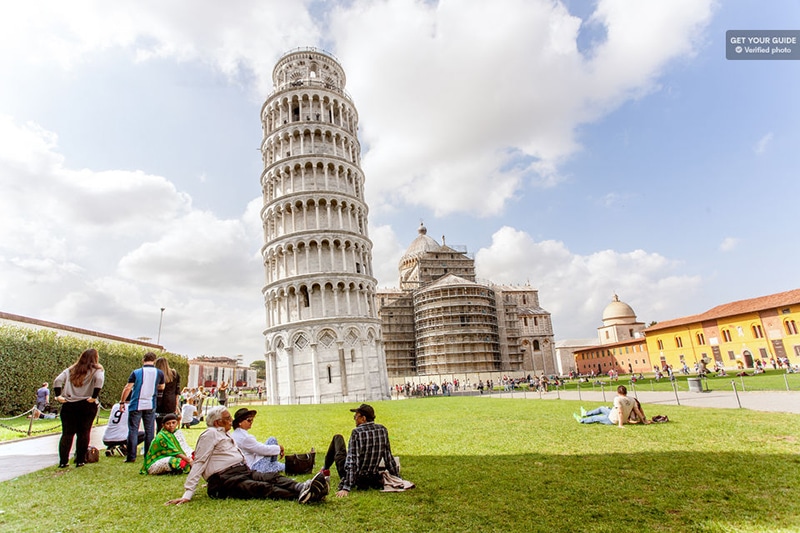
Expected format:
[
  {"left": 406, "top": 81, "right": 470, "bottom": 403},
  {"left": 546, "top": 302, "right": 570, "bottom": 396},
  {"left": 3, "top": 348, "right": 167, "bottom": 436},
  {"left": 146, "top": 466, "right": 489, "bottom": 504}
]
[
  {"left": 181, "top": 400, "right": 200, "bottom": 429},
  {"left": 166, "top": 407, "right": 328, "bottom": 506},
  {"left": 573, "top": 385, "right": 636, "bottom": 428},
  {"left": 142, "top": 414, "right": 193, "bottom": 475},
  {"left": 321, "top": 403, "right": 400, "bottom": 498},
  {"left": 231, "top": 408, "right": 286, "bottom": 474}
]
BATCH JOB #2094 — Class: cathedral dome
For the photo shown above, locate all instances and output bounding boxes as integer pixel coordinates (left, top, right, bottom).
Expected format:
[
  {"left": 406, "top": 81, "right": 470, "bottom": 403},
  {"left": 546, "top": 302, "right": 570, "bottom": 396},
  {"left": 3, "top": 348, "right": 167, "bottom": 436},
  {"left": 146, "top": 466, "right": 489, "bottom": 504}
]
[
  {"left": 400, "top": 223, "right": 441, "bottom": 264},
  {"left": 602, "top": 294, "right": 637, "bottom": 326}
]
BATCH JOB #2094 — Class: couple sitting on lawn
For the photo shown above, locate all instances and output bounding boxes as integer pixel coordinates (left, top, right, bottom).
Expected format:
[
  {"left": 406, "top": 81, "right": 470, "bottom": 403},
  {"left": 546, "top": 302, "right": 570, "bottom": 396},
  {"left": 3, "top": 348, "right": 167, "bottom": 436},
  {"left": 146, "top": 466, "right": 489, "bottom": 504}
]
[{"left": 573, "top": 385, "right": 651, "bottom": 427}]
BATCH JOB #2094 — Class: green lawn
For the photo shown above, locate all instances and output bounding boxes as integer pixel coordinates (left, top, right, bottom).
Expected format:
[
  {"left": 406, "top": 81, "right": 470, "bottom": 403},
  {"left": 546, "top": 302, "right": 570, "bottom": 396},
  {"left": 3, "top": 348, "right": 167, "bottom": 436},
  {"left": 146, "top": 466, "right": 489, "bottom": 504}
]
[{"left": 1, "top": 397, "right": 799, "bottom": 532}]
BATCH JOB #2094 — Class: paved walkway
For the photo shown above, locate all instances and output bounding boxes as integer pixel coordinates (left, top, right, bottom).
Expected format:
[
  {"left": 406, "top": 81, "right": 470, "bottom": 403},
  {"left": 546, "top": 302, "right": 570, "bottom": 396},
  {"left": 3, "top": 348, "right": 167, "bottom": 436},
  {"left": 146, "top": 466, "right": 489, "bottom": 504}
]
[
  {"left": 1, "top": 389, "right": 797, "bottom": 483},
  {"left": 0, "top": 425, "right": 107, "bottom": 483},
  {"left": 485, "top": 388, "right": 800, "bottom": 414}
]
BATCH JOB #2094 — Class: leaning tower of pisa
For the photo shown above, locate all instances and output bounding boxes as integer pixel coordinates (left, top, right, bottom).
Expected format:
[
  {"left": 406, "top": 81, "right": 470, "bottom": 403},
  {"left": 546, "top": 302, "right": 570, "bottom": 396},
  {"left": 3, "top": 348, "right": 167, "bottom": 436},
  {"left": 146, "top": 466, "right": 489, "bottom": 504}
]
[{"left": 259, "top": 48, "right": 390, "bottom": 405}]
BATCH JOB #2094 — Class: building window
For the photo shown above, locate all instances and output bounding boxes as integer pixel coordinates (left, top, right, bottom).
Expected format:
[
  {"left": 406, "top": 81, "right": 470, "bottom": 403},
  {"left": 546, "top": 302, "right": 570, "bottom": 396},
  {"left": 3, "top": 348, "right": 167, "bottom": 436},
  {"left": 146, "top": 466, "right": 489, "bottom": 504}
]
[
  {"left": 785, "top": 320, "right": 798, "bottom": 335},
  {"left": 605, "top": 331, "right": 610, "bottom": 339},
  {"left": 752, "top": 325, "right": 764, "bottom": 338},
  {"left": 327, "top": 365, "right": 332, "bottom": 384},
  {"left": 737, "top": 326, "right": 744, "bottom": 337},
  {"left": 728, "top": 350, "right": 736, "bottom": 360},
  {"left": 794, "top": 345, "right": 800, "bottom": 357},
  {"left": 523, "top": 317, "right": 528, "bottom": 327},
  {"left": 675, "top": 337, "right": 683, "bottom": 348},
  {"left": 696, "top": 333, "right": 705, "bottom": 345},
  {"left": 722, "top": 329, "right": 732, "bottom": 342},
  {"left": 534, "top": 317, "right": 538, "bottom": 326},
  {"left": 657, "top": 339, "right": 664, "bottom": 350},
  {"left": 533, "top": 340, "right": 540, "bottom": 351}
]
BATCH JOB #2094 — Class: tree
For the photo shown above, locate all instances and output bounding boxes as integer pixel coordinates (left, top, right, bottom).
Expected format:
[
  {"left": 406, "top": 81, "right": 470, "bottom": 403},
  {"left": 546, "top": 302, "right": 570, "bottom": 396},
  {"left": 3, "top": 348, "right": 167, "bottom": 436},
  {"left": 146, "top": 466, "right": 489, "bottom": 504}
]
[{"left": 250, "top": 359, "right": 266, "bottom": 380}]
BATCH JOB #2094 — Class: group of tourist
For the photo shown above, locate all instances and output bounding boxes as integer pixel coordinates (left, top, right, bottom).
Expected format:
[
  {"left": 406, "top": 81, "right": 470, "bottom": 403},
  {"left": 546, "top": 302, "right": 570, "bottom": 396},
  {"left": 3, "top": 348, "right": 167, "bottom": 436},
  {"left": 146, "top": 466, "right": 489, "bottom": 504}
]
[
  {"left": 164, "top": 401, "right": 404, "bottom": 505},
  {"left": 52, "top": 348, "right": 408, "bottom": 505}
]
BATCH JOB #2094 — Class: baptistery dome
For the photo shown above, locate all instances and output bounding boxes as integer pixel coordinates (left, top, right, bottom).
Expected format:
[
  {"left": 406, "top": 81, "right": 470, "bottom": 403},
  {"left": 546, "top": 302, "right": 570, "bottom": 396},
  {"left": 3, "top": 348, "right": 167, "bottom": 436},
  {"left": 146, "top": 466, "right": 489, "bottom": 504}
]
[{"left": 602, "top": 294, "right": 637, "bottom": 326}]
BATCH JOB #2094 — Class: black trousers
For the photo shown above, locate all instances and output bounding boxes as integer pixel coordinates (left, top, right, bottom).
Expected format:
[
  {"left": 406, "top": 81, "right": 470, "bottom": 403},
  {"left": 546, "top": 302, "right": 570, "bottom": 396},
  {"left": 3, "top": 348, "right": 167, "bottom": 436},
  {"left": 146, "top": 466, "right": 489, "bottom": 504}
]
[
  {"left": 206, "top": 464, "right": 303, "bottom": 500},
  {"left": 324, "top": 434, "right": 383, "bottom": 491},
  {"left": 59, "top": 400, "right": 98, "bottom": 465}
]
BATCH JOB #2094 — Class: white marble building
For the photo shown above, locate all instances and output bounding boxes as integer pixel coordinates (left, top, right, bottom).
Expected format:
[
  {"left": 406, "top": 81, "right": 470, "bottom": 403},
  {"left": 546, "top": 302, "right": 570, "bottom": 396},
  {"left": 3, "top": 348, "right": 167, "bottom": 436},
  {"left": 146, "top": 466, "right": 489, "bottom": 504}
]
[{"left": 259, "top": 48, "right": 390, "bottom": 404}]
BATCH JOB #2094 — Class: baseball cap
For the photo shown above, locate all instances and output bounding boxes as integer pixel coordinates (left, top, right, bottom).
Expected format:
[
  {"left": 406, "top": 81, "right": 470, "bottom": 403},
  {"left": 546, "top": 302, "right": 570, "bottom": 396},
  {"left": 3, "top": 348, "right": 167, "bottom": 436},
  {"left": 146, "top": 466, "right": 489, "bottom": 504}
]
[{"left": 349, "top": 403, "right": 375, "bottom": 421}]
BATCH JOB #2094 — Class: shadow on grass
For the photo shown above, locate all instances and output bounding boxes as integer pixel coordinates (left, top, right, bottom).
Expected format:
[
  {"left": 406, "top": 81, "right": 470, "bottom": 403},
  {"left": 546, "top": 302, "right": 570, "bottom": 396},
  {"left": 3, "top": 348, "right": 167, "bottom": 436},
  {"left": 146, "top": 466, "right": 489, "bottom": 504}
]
[
  {"left": 397, "top": 452, "right": 800, "bottom": 533},
  {"left": 3, "top": 450, "right": 797, "bottom": 533}
]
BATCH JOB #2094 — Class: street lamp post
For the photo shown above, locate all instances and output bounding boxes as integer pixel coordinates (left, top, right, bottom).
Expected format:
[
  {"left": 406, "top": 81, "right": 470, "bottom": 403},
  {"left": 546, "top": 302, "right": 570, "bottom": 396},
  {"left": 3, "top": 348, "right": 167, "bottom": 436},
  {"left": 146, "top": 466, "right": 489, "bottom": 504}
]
[{"left": 157, "top": 307, "right": 166, "bottom": 345}]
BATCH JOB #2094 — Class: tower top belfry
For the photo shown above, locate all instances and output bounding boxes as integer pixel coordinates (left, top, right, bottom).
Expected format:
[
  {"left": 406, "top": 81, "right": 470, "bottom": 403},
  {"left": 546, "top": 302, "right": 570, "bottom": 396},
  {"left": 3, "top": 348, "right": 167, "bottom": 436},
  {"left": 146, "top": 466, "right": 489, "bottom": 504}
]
[{"left": 271, "top": 47, "right": 347, "bottom": 92}]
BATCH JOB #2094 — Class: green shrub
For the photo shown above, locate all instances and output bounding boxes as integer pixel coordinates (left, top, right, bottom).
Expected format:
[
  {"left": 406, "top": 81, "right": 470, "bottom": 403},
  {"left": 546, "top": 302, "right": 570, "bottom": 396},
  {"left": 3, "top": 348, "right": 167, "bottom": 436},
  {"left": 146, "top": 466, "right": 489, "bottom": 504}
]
[{"left": 0, "top": 325, "right": 187, "bottom": 415}]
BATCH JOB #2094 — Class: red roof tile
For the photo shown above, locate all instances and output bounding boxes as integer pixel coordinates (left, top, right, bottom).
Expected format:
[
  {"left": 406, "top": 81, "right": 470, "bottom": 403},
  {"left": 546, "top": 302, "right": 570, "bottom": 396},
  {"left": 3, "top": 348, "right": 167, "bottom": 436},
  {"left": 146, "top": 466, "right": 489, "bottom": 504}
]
[{"left": 645, "top": 288, "right": 800, "bottom": 332}]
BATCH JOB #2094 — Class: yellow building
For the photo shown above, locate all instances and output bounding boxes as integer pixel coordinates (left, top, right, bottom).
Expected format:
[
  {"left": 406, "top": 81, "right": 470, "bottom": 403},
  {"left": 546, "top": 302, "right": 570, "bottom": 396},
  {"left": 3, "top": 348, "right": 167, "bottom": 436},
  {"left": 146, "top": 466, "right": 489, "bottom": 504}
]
[{"left": 644, "top": 288, "right": 800, "bottom": 370}]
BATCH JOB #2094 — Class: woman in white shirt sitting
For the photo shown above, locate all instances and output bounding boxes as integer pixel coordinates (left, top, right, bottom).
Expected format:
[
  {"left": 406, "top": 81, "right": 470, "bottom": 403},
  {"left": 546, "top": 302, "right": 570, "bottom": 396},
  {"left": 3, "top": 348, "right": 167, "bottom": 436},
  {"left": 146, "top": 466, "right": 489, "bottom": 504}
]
[{"left": 231, "top": 408, "right": 285, "bottom": 473}]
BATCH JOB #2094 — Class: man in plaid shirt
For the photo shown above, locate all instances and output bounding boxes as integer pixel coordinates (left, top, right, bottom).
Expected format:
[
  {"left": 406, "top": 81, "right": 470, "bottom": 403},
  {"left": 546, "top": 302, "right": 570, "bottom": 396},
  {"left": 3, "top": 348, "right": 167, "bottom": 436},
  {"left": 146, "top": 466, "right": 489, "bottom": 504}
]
[{"left": 322, "top": 403, "right": 399, "bottom": 497}]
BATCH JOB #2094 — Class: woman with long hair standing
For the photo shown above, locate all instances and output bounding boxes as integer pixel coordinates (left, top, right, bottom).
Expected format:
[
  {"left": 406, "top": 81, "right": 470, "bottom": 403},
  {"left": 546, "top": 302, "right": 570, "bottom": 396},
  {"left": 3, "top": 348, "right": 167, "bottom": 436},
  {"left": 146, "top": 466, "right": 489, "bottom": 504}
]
[
  {"left": 155, "top": 357, "right": 180, "bottom": 432},
  {"left": 53, "top": 348, "right": 105, "bottom": 467}
]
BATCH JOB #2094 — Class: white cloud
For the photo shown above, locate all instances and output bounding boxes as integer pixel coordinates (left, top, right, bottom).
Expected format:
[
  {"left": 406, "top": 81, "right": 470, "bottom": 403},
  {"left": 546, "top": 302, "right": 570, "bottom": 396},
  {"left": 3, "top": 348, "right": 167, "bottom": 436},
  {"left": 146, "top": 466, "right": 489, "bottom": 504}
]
[
  {"left": 0, "top": 1, "right": 714, "bottom": 220},
  {"left": 474, "top": 226, "right": 702, "bottom": 338},
  {"left": 370, "top": 224, "right": 407, "bottom": 287},
  {"left": 0, "top": 1, "right": 320, "bottom": 93},
  {"left": 330, "top": 0, "right": 714, "bottom": 216},
  {"left": 754, "top": 132, "right": 773, "bottom": 155},
  {"left": 0, "top": 116, "right": 266, "bottom": 359},
  {"left": 719, "top": 237, "right": 739, "bottom": 252},
  {"left": 598, "top": 192, "right": 637, "bottom": 208}
]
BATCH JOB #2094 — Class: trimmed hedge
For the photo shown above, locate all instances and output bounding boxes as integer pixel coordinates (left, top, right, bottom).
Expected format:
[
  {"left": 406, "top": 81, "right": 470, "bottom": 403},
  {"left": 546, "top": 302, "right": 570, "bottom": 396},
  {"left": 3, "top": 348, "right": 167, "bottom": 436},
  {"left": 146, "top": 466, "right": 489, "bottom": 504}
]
[{"left": 0, "top": 325, "right": 188, "bottom": 415}]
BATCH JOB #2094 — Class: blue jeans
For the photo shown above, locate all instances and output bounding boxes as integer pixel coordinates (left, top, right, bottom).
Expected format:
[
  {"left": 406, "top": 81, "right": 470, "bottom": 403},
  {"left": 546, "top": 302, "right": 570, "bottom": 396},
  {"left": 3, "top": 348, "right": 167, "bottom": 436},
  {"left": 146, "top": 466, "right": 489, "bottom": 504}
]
[
  {"left": 251, "top": 437, "right": 285, "bottom": 474},
  {"left": 581, "top": 406, "right": 614, "bottom": 425},
  {"left": 127, "top": 409, "right": 156, "bottom": 460}
]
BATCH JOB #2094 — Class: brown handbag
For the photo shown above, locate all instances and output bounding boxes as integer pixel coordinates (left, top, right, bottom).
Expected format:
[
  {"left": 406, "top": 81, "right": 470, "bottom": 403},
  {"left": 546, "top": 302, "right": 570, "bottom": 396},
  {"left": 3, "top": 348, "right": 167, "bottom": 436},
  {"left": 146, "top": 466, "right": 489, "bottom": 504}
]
[
  {"left": 284, "top": 449, "right": 315, "bottom": 475},
  {"left": 86, "top": 445, "right": 100, "bottom": 463}
]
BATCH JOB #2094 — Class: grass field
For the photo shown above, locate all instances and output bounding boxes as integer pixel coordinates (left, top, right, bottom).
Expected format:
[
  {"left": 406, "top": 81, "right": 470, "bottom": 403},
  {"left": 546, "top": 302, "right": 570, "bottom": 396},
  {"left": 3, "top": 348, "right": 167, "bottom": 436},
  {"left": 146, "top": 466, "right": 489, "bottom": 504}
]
[
  {"left": 3, "top": 370, "right": 798, "bottom": 443},
  {"left": 1, "top": 396, "right": 799, "bottom": 533}
]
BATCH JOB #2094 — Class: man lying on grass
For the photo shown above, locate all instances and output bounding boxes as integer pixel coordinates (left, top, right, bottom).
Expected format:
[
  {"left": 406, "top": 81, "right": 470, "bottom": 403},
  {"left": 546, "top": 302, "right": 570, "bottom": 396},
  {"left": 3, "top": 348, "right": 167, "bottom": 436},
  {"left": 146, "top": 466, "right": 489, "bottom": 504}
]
[{"left": 166, "top": 406, "right": 328, "bottom": 505}]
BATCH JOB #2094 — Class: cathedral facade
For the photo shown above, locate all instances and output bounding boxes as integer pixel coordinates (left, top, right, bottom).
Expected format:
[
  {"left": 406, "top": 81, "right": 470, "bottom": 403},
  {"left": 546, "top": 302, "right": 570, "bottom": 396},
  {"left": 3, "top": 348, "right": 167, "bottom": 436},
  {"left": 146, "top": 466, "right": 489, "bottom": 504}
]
[
  {"left": 378, "top": 224, "right": 557, "bottom": 378},
  {"left": 259, "top": 48, "right": 389, "bottom": 404}
]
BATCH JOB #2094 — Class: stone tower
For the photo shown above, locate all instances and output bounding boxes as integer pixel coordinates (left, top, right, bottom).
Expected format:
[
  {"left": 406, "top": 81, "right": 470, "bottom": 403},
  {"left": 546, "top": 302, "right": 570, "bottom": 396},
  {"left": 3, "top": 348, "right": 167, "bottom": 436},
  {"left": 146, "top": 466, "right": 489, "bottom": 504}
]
[{"left": 259, "top": 48, "right": 389, "bottom": 404}]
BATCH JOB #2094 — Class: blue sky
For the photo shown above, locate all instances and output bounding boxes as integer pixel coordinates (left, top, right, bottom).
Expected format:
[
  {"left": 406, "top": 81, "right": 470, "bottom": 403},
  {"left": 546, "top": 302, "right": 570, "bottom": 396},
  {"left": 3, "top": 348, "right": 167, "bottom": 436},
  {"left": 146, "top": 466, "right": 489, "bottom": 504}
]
[{"left": 0, "top": 1, "right": 797, "bottom": 363}]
